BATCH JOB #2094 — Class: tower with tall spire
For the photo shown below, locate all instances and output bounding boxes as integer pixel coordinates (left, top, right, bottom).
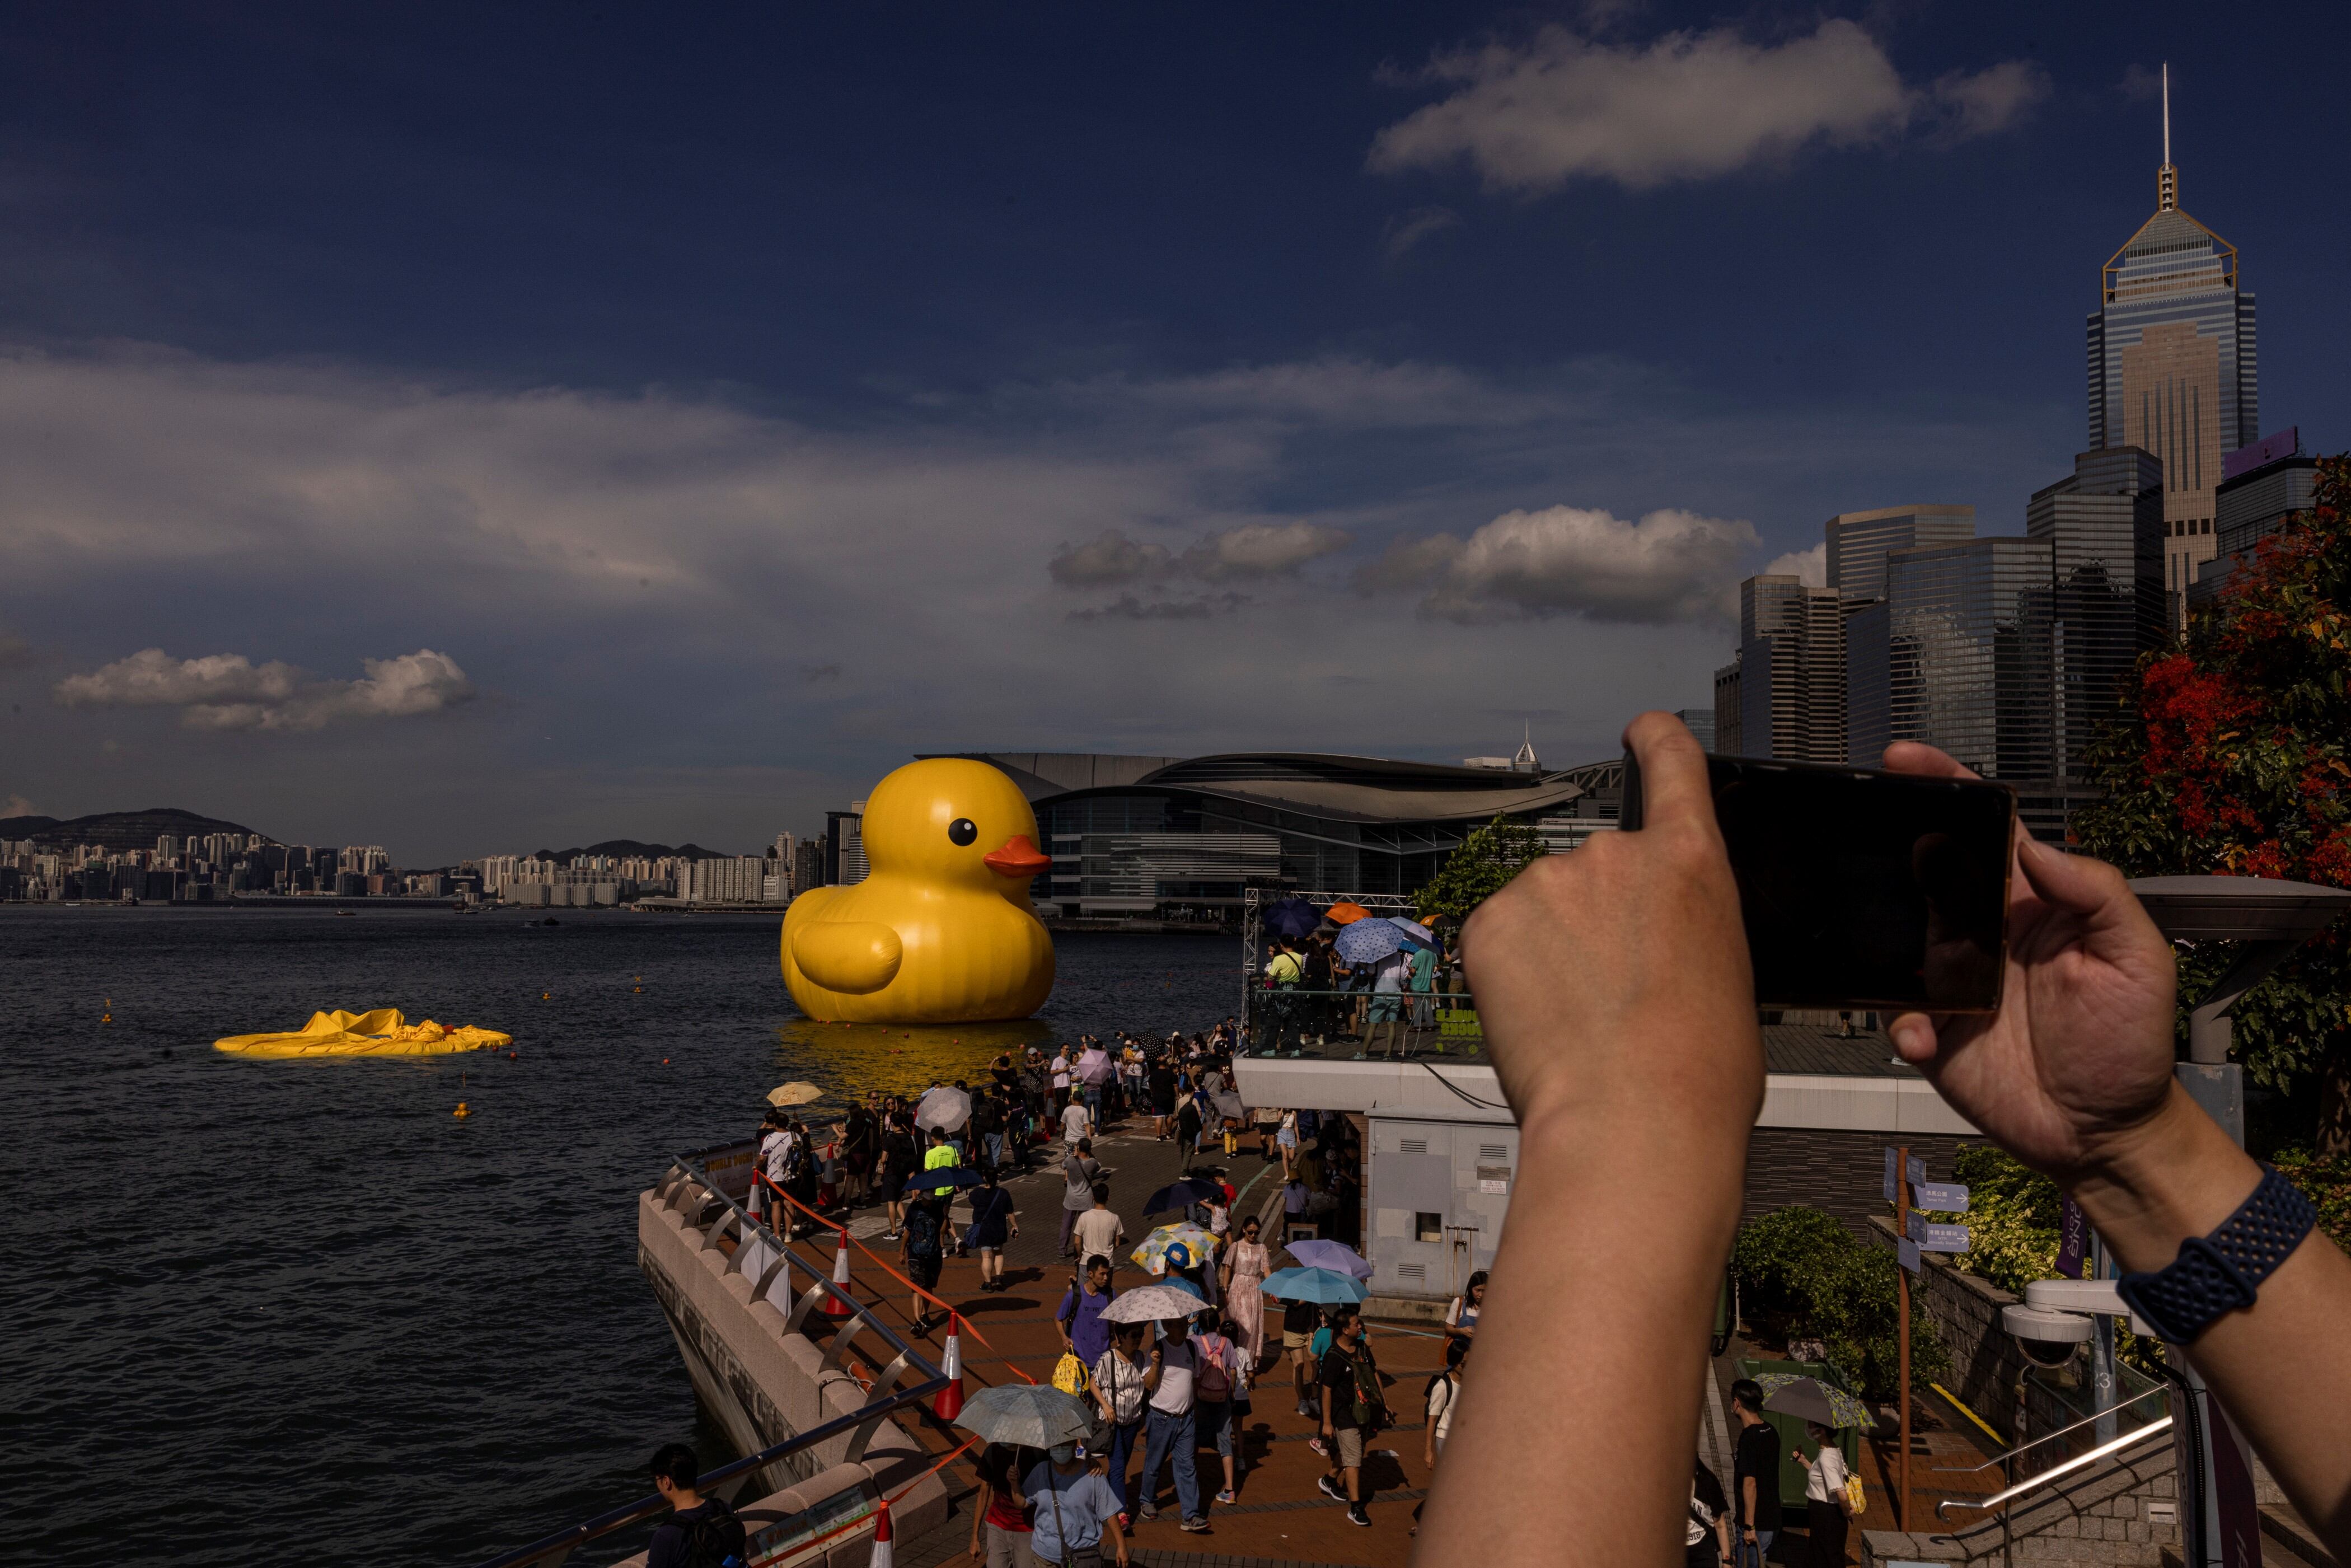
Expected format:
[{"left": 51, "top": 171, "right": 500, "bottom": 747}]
[{"left": 2086, "top": 63, "right": 2258, "bottom": 626}]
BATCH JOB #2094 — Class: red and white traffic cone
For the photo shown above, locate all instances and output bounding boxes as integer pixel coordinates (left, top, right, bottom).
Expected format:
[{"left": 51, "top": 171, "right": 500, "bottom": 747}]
[
  {"left": 825, "top": 1227, "right": 855, "bottom": 1318},
  {"left": 933, "top": 1318, "right": 964, "bottom": 1419},
  {"left": 868, "top": 1496, "right": 893, "bottom": 1568}
]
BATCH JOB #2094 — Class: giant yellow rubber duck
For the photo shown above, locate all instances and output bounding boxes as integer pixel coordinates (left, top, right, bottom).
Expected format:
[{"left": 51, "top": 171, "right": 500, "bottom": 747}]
[{"left": 783, "top": 758, "right": 1055, "bottom": 1022}]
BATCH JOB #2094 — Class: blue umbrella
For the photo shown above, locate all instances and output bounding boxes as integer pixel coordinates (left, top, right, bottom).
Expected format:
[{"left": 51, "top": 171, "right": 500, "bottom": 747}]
[
  {"left": 903, "top": 1167, "right": 986, "bottom": 1194},
  {"left": 1284, "top": 1239, "right": 1374, "bottom": 1280},
  {"left": 1144, "top": 1177, "right": 1223, "bottom": 1215},
  {"left": 1334, "top": 918, "right": 1406, "bottom": 965},
  {"left": 1261, "top": 896, "right": 1321, "bottom": 940},
  {"left": 1262, "top": 1266, "right": 1369, "bottom": 1305},
  {"left": 1387, "top": 915, "right": 1436, "bottom": 947}
]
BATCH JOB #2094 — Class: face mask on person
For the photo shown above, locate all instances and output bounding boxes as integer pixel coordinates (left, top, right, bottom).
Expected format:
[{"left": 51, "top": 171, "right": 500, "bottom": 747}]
[{"left": 1050, "top": 1442, "right": 1079, "bottom": 1465}]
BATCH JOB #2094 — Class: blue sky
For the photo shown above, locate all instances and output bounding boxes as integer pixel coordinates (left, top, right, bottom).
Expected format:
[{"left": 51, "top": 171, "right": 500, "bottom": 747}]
[{"left": 1, "top": 2, "right": 2343, "bottom": 863}]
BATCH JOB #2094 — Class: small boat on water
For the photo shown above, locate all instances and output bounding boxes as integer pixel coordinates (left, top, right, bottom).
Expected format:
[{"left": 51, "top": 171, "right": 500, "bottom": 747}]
[{"left": 334, "top": 909, "right": 356, "bottom": 917}]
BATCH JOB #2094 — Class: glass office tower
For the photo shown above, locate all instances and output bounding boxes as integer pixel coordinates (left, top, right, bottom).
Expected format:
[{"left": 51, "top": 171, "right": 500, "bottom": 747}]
[
  {"left": 1872, "top": 536, "right": 2056, "bottom": 786},
  {"left": 2026, "top": 448, "right": 2166, "bottom": 786},
  {"left": 2086, "top": 116, "right": 2257, "bottom": 621},
  {"left": 1825, "top": 505, "right": 1977, "bottom": 600}
]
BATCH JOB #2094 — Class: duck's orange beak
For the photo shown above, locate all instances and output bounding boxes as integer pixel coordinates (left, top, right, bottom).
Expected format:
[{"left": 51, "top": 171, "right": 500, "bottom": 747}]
[{"left": 983, "top": 834, "right": 1052, "bottom": 879}]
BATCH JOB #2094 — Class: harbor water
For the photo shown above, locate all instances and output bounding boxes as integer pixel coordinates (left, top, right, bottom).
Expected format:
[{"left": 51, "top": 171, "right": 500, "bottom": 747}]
[{"left": 1, "top": 905, "right": 1239, "bottom": 1566}]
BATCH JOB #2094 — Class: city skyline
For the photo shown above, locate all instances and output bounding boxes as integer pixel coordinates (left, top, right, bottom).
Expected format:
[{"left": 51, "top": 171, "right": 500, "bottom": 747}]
[{"left": 2, "top": 7, "right": 2344, "bottom": 866}]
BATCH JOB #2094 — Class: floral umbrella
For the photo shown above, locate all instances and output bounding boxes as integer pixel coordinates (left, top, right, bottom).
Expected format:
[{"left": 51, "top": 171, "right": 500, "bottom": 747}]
[
  {"left": 1757, "top": 1373, "right": 1872, "bottom": 1430},
  {"left": 1131, "top": 1222, "right": 1220, "bottom": 1276}
]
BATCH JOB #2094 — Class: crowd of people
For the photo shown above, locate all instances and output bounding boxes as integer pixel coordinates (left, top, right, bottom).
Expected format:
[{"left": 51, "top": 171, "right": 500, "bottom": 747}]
[{"left": 1252, "top": 919, "right": 1465, "bottom": 1059}]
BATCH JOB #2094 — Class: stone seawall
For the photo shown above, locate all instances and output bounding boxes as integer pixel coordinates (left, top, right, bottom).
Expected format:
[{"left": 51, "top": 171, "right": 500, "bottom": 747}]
[{"left": 628, "top": 1184, "right": 949, "bottom": 1565}]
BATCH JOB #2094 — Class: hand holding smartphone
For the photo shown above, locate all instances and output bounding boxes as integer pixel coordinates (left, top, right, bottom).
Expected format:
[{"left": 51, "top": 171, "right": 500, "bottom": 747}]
[{"left": 1620, "top": 751, "right": 2015, "bottom": 1013}]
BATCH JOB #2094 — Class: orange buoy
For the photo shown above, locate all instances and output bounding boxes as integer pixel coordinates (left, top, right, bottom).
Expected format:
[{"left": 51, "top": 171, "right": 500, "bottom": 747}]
[{"left": 453, "top": 1102, "right": 471, "bottom": 1117}]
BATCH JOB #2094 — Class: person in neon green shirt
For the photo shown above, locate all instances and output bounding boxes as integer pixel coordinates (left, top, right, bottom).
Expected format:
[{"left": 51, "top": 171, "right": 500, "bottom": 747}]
[{"left": 923, "top": 1126, "right": 961, "bottom": 1197}]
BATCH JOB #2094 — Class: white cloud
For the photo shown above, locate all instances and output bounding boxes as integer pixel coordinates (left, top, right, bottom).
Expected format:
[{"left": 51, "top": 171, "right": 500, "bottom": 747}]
[
  {"left": 1, "top": 794, "right": 36, "bottom": 819},
  {"left": 1366, "top": 504, "right": 1758, "bottom": 624},
  {"left": 1762, "top": 542, "right": 1827, "bottom": 587},
  {"left": 56, "top": 647, "right": 473, "bottom": 731},
  {"left": 1367, "top": 21, "right": 2044, "bottom": 191}
]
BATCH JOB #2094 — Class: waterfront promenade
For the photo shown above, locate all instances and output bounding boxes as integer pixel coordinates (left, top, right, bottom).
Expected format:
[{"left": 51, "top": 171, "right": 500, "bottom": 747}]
[{"left": 738, "top": 1111, "right": 1437, "bottom": 1568}]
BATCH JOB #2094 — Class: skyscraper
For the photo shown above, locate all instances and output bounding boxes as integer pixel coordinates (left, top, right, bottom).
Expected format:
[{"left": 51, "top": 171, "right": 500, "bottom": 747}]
[
  {"left": 2086, "top": 67, "right": 2258, "bottom": 624},
  {"left": 1713, "top": 575, "right": 1848, "bottom": 762},
  {"left": 2026, "top": 447, "right": 2165, "bottom": 787},
  {"left": 1825, "top": 506, "right": 1977, "bottom": 601}
]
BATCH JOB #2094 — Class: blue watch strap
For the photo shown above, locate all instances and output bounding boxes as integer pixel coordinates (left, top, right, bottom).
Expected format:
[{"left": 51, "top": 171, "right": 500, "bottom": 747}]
[{"left": 2115, "top": 1165, "right": 2317, "bottom": 1344}]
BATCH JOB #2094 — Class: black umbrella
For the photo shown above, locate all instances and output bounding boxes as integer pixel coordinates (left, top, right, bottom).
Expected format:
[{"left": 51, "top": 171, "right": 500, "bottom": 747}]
[
  {"left": 1261, "top": 897, "right": 1320, "bottom": 940},
  {"left": 903, "top": 1167, "right": 986, "bottom": 1194},
  {"left": 1143, "top": 1177, "right": 1222, "bottom": 1215}
]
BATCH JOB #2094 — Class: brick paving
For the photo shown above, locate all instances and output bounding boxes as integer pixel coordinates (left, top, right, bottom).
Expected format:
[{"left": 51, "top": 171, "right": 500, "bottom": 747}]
[{"left": 762, "top": 1106, "right": 1435, "bottom": 1567}]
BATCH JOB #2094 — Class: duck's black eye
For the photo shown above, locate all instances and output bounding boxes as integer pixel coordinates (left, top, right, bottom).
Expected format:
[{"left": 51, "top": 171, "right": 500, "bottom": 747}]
[{"left": 947, "top": 818, "right": 978, "bottom": 846}]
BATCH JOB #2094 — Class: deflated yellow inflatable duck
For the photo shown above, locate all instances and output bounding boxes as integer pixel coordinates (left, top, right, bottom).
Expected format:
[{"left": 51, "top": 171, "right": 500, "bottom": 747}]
[
  {"left": 783, "top": 757, "right": 1055, "bottom": 1022},
  {"left": 214, "top": 1008, "right": 511, "bottom": 1057}
]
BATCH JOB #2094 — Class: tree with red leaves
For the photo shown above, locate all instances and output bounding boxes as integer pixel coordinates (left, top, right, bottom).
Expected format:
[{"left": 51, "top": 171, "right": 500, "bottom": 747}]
[{"left": 2074, "top": 456, "right": 2351, "bottom": 1153}]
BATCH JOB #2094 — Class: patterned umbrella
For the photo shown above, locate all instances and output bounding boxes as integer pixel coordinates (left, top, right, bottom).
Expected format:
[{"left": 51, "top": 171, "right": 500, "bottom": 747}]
[
  {"left": 1100, "top": 1284, "right": 1213, "bottom": 1323},
  {"left": 1758, "top": 1373, "right": 1872, "bottom": 1430},
  {"left": 915, "top": 1085, "right": 972, "bottom": 1132},
  {"left": 767, "top": 1082, "right": 825, "bottom": 1107},
  {"left": 1131, "top": 1222, "right": 1220, "bottom": 1275},
  {"left": 1334, "top": 918, "right": 1406, "bottom": 965}
]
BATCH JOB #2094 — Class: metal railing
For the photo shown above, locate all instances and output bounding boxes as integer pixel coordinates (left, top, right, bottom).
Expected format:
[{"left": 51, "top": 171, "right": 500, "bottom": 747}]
[
  {"left": 469, "top": 1152, "right": 949, "bottom": 1568},
  {"left": 1936, "top": 1384, "right": 2174, "bottom": 1523}
]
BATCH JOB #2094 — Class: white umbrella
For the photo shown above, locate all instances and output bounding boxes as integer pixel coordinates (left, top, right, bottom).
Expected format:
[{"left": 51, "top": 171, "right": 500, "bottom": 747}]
[
  {"left": 915, "top": 1085, "right": 972, "bottom": 1133},
  {"left": 767, "top": 1081, "right": 824, "bottom": 1107},
  {"left": 1099, "top": 1284, "right": 1212, "bottom": 1323}
]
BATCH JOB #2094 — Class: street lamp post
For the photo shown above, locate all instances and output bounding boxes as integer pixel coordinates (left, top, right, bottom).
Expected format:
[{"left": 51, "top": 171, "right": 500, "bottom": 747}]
[{"left": 2118, "top": 875, "right": 2351, "bottom": 1568}]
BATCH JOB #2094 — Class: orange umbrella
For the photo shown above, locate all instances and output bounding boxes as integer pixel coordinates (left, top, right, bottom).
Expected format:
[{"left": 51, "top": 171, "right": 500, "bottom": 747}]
[{"left": 1324, "top": 901, "right": 1373, "bottom": 925}]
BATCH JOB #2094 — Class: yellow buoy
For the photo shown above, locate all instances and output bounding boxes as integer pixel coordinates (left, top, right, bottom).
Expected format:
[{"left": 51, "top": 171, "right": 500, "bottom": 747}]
[
  {"left": 453, "top": 1101, "right": 471, "bottom": 1117},
  {"left": 541, "top": 991, "right": 550, "bottom": 1000}
]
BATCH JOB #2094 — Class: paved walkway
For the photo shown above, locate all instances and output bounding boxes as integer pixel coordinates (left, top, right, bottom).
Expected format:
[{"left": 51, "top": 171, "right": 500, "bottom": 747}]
[{"left": 765, "top": 1107, "right": 1436, "bottom": 1567}]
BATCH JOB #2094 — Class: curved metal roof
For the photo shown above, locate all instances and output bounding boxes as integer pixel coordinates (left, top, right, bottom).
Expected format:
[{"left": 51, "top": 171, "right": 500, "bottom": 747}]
[{"left": 1130, "top": 752, "right": 1589, "bottom": 824}]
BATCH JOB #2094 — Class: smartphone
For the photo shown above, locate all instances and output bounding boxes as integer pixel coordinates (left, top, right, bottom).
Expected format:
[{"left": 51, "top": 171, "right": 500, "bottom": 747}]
[{"left": 1619, "top": 752, "right": 2015, "bottom": 1013}]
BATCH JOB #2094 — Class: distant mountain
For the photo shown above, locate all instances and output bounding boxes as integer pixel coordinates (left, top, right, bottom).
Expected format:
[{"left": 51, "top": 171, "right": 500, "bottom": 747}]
[
  {"left": 531, "top": 839, "right": 741, "bottom": 864},
  {"left": 0, "top": 806, "right": 266, "bottom": 853}
]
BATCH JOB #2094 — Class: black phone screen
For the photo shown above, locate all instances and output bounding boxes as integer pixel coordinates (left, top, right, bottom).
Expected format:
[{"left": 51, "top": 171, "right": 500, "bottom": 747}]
[{"left": 1623, "top": 753, "right": 2015, "bottom": 1013}]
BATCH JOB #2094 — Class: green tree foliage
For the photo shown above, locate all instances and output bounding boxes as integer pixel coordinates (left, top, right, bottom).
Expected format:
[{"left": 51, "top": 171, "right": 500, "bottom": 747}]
[
  {"left": 1950, "top": 1146, "right": 2062, "bottom": 1296},
  {"left": 1413, "top": 813, "right": 1547, "bottom": 927},
  {"left": 2073, "top": 455, "right": 2351, "bottom": 1151},
  {"left": 1733, "top": 1206, "right": 1947, "bottom": 1401}
]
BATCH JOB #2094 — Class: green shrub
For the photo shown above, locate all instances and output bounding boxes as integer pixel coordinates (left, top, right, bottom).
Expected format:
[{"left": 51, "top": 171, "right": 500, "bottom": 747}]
[
  {"left": 1733, "top": 1205, "right": 1947, "bottom": 1401},
  {"left": 1951, "top": 1145, "right": 2062, "bottom": 1296},
  {"left": 2272, "top": 1148, "right": 2351, "bottom": 1252}
]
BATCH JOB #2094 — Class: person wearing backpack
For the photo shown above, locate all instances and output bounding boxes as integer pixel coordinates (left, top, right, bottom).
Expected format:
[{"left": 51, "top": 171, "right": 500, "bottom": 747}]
[
  {"left": 900, "top": 1195, "right": 946, "bottom": 1336},
  {"left": 1411, "top": 1335, "right": 1468, "bottom": 1537},
  {"left": 1192, "top": 1316, "right": 1248, "bottom": 1505},
  {"left": 644, "top": 1443, "right": 748, "bottom": 1568},
  {"left": 1314, "top": 1305, "right": 1384, "bottom": 1528}
]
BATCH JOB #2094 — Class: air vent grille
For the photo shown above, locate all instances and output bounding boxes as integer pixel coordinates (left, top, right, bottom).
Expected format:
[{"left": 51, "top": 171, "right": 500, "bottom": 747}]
[
  {"left": 1397, "top": 1262, "right": 1426, "bottom": 1283},
  {"left": 1400, "top": 1137, "right": 1429, "bottom": 1155},
  {"left": 1479, "top": 1143, "right": 1510, "bottom": 1161}
]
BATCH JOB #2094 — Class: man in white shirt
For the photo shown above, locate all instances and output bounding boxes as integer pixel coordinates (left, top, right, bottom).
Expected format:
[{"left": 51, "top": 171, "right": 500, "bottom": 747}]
[
  {"left": 1062, "top": 1096, "right": 1092, "bottom": 1146},
  {"left": 1051, "top": 1049, "right": 1072, "bottom": 1108},
  {"left": 1138, "top": 1318, "right": 1206, "bottom": 1531},
  {"left": 1366, "top": 948, "right": 1410, "bottom": 1059}
]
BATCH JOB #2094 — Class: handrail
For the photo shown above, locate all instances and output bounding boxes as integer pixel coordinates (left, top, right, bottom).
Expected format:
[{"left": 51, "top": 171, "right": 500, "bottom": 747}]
[
  {"left": 469, "top": 1153, "right": 949, "bottom": 1568},
  {"left": 1936, "top": 1416, "right": 2174, "bottom": 1520},
  {"left": 1933, "top": 1384, "right": 2171, "bottom": 1477}
]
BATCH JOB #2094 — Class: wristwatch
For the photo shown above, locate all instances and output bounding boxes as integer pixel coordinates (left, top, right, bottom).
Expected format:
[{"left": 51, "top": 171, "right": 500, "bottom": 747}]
[{"left": 2115, "top": 1165, "right": 2317, "bottom": 1344}]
